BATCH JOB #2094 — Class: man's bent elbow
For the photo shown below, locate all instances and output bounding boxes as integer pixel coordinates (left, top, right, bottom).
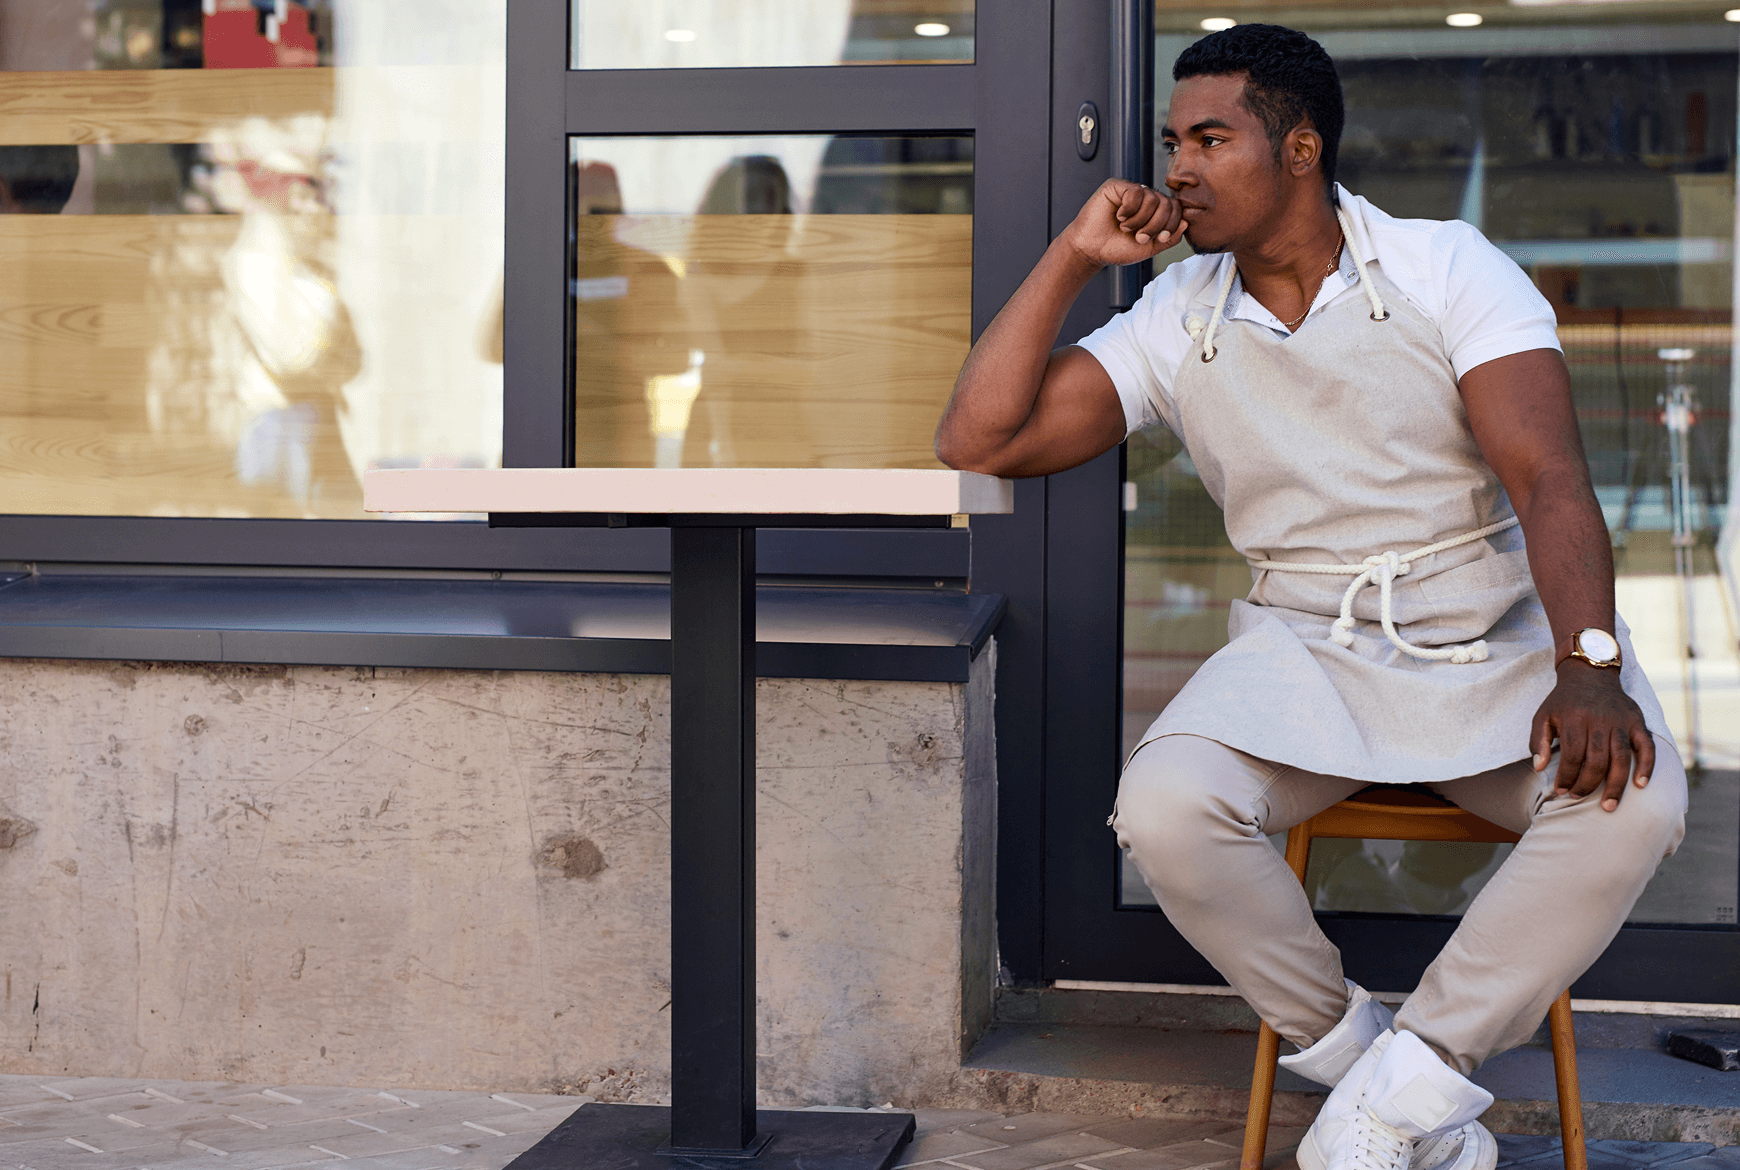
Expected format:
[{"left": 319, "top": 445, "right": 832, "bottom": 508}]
[{"left": 934, "top": 431, "right": 1001, "bottom": 476}]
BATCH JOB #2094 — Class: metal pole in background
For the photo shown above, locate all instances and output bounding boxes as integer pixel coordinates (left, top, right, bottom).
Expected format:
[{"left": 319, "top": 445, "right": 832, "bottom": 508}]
[
  {"left": 668, "top": 524, "right": 762, "bottom": 1156},
  {"left": 1659, "top": 351, "right": 1703, "bottom": 773},
  {"left": 1109, "top": 0, "right": 1155, "bottom": 310}
]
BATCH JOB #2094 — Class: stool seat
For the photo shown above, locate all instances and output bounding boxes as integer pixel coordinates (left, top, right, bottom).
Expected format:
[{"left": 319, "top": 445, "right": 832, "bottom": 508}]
[{"left": 1239, "top": 792, "right": 1586, "bottom": 1170}]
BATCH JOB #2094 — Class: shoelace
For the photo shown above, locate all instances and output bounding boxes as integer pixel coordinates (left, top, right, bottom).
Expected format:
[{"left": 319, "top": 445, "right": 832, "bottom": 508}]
[{"left": 1350, "top": 1107, "right": 1414, "bottom": 1170}]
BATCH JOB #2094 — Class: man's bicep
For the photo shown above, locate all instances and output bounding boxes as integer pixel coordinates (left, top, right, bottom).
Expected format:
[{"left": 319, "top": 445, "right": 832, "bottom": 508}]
[
  {"left": 1458, "top": 348, "right": 1589, "bottom": 504},
  {"left": 1002, "top": 346, "right": 1131, "bottom": 476}
]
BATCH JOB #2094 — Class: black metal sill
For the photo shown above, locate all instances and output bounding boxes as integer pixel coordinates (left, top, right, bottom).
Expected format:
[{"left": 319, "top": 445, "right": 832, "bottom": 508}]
[{"left": 0, "top": 571, "right": 1003, "bottom": 684}]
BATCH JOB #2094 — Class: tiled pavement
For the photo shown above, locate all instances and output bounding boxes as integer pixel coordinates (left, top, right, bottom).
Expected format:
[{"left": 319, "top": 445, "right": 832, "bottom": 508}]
[
  {"left": 0, "top": 1075, "right": 1733, "bottom": 1170},
  {"left": 893, "top": 1114, "right": 1740, "bottom": 1170}
]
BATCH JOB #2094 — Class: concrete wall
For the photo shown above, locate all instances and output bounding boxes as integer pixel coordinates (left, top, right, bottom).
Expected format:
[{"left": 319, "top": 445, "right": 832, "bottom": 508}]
[{"left": 0, "top": 650, "right": 996, "bottom": 1106}]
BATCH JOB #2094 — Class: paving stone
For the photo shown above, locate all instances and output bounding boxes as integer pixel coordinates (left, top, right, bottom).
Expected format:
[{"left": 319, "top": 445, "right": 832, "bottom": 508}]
[
  {"left": 1075, "top": 1141, "right": 1239, "bottom": 1170},
  {"left": 1591, "top": 1149, "right": 1665, "bottom": 1170},
  {"left": 959, "top": 1111, "right": 1119, "bottom": 1144},
  {"left": 165, "top": 1114, "right": 413, "bottom": 1156},
  {"left": 1654, "top": 1154, "right": 1740, "bottom": 1170},
  {"left": 0, "top": 1092, "right": 158, "bottom": 1126},
  {"left": 1080, "top": 1118, "right": 1242, "bottom": 1149},
  {"left": 348, "top": 1098, "right": 557, "bottom": 1137},
  {"left": 908, "top": 1108, "right": 1007, "bottom": 1137},
  {"left": 948, "top": 1129, "right": 1130, "bottom": 1170},
  {"left": 38, "top": 1079, "right": 165, "bottom": 1103},
  {"left": 891, "top": 1126, "right": 1009, "bottom": 1166},
  {"left": 0, "top": 1135, "right": 165, "bottom": 1170},
  {"left": 225, "top": 1094, "right": 416, "bottom": 1128},
  {"left": 0, "top": 1081, "right": 74, "bottom": 1110},
  {"left": 1602, "top": 1142, "right": 1719, "bottom": 1166},
  {"left": 317, "top": 1151, "right": 466, "bottom": 1170},
  {"left": 454, "top": 1102, "right": 584, "bottom": 1137},
  {"left": 92, "top": 1101, "right": 241, "bottom": 1131},
  {"left": 144, "top": 1145, "right": 346, "bottom": 1170},
  {"left": 1496, "top": 1133, "right": 1565, "bottom": 1166}
]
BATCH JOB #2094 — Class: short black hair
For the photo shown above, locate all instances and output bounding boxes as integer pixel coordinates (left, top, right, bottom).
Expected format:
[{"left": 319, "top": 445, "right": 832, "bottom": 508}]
[
  {"left": 1173, "top": 24, "right": 1344, "bottom": 200},
  {"left": 0, "top": 146, "right": 80, "bottom": 214}
]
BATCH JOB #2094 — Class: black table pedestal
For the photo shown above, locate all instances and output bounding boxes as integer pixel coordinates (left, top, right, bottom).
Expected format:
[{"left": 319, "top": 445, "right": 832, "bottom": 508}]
[
  {"left": 501, "top": 517, "right": 926, "bottom": 1170},
  {"left": 505, "top": 1104, "right": 915, "bottom": 1170}
]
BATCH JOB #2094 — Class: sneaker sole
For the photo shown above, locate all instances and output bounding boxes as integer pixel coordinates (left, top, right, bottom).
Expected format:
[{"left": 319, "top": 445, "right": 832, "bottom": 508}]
[{"left": 1296, "top": 1119, "right": 1496, "bottom": 1170}]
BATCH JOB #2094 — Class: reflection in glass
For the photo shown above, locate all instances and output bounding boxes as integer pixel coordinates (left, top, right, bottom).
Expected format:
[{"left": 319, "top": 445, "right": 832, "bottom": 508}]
[
  {"left": 0, "top": 1, "right": 504, "bottom": 519},
  {"left": 1120, "top": 10, "right": 1739, "bottom": 926},
  {"left": 570, "top": 0, "right": 974, "bottom": 69},
  {"left": 570, "top": 135, "right": 972, "bottom": 470}
]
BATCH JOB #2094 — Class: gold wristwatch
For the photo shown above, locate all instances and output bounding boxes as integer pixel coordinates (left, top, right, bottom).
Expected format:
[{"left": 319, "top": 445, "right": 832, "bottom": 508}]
[{"left": 1555, "top": 628, "right": 1621, "bottom": 670}]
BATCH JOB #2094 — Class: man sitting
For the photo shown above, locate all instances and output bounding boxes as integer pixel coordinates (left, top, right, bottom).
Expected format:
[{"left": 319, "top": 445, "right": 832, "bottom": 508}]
[{"left": 935, "top": 24, "right": 1686, "bottom": 1170}]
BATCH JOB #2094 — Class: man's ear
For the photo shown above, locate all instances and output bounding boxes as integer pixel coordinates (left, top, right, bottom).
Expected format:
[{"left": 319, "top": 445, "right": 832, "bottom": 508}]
[{"left": 1287, "top": 124, "right": 1321, "bottom": 180}]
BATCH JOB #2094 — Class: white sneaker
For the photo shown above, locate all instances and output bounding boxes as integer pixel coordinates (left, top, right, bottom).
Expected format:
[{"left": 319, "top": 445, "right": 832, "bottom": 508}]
[
  {"left": 1297, "top": 1031, "right": 1495, "bottom": 1170},
  {"left": 1281, "top": 990, "right": 1495, "bottom": 1170},
  {"left": 1280, "top": 980, "right": 1396, "bottom": 1088}
]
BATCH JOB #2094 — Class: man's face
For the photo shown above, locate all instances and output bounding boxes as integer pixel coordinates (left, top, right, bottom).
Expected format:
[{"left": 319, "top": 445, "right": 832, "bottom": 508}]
[{"left": 1161, "top": 73, "right": 1289, "bottom": 254}]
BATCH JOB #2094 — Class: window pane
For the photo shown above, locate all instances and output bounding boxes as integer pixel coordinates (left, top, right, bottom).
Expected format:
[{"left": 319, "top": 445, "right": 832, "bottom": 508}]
[
  {"left": 570, "top": 135, "right": 972, "bottom": 470},
  {"left": 1121, "top": 12, "right": 1738, "bottom": 925},
  {"left": 570, "top": 1, "right": 974, "bottom": 69},
  {"left": 0, "top": 1, "right": 505, "bottom": 520}
]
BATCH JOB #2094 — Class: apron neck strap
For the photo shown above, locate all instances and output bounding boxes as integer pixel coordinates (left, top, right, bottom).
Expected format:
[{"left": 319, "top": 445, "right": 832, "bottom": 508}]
[{"left": 1197, "top": 203, "right": 1391, "bottom": 364}]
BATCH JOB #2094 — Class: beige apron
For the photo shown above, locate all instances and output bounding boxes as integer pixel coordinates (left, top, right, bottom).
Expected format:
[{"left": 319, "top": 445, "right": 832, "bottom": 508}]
[{"left": 1131, "top": 226, "right": 1672, "bottom": 784}]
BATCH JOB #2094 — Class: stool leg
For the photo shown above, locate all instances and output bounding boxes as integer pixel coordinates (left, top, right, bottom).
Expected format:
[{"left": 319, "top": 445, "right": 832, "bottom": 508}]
[
  {"left": 1548, "top": 991, "right": 1586, "bottom": 1170},
  {"left": 1243, "top": 1021, "right": 1282, "bottom": 1170},
  {"left": 1241, "top": 822, "right": 1315, "bottom": 1170}
]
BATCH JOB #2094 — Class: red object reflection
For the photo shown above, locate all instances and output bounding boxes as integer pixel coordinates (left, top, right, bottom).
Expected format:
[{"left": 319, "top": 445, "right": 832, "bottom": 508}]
[{"left": 204, "top": 0, "right": 318, "bottom": 69}]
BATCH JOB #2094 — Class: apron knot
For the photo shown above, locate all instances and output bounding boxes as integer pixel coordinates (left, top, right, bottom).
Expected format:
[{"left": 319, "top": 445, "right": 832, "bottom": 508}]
[{"left": 1250, "top": 517, "right": 1521, "bottom": 664}]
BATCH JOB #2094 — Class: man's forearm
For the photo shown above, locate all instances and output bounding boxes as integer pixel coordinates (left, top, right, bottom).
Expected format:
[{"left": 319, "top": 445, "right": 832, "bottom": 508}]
[
  {"left": 1515, "top": 467, "right": 1617, "bottom": 649},
  {"left": 934, "top": 238, "right": 1102, "bottom": 470}
]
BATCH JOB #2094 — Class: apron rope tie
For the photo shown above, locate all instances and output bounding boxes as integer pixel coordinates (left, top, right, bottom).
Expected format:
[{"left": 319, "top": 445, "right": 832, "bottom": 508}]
[
  {"left": 1249, "top": 516, "right": 1520, "bottom": 664},
  {"left": 1198, "top": 205, "right": 1388, "bottom": 363}
]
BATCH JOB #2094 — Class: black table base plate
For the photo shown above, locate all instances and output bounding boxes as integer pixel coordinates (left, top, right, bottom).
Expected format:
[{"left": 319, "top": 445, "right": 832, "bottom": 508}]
[{"left": 502, "top": 1104, "right": 916, "bottom": 1170}]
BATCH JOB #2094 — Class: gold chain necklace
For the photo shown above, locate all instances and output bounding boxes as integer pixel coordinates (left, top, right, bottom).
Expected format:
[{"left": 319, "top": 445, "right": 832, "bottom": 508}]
[{"left": 1281, "top": 231, "right": 1344, "bottom": 332}]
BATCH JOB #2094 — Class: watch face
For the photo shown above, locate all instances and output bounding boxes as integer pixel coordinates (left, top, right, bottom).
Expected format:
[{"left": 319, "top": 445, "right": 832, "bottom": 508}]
[{"left": 1577, "top": 628, "right": 1620, "bottom": 663}]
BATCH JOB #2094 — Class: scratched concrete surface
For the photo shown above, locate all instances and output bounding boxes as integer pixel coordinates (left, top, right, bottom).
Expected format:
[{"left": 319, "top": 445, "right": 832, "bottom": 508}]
[{"left": 0, "top": 654, "right": 996, "bottom": 1108}]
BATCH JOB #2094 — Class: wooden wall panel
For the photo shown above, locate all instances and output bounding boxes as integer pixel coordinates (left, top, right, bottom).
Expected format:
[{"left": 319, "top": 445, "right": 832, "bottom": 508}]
[
  {"left": 0, "top": 68, "right": 334, "bottom": 145},
  {"left": 573, "top": 213, "right": 972, "bottom": 470},
  {"left": 0, "top": 213, "right": 366, "bottom": 519}
]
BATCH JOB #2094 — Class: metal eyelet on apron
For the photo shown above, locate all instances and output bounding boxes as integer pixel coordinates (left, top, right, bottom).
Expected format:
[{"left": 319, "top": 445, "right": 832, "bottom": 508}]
[{"left": 1196, "top": 206, "right": 1389, "bottom": 363}]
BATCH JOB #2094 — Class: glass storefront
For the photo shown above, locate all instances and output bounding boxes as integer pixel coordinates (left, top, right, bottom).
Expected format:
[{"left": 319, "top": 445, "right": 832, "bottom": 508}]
[
  {"left": 1121, "top": 6, "right": 1740, "bottom": 928},
  {"left": 569, "top": 135, "right": 972, "bottom": 470},
  {"left": 569, "top": 1, "right": 974, "bottom": 69},
  {"left": 0, "top": 0, "right": 505, "bottom": 520}
]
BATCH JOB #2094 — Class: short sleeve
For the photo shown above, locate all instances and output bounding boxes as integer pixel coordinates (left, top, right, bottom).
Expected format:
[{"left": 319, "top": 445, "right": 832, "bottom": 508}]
[
  {"left": 1434, "top": 221, "right": 1561, "bottom": 379},
  {"left": 1075, "top": 279, "right": 1175, "bottom": 438}
]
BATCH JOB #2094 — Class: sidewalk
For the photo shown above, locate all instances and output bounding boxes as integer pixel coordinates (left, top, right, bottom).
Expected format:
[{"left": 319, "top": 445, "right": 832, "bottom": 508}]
[{"left": 0, "top": 1075, "right": 1733, "bottom": 1170}]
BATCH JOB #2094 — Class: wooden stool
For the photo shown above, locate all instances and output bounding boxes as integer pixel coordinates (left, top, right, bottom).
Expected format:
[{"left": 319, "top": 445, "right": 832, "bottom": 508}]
[{"left": 1239, "top": 787, "right": 1587, "bottom": 1170}]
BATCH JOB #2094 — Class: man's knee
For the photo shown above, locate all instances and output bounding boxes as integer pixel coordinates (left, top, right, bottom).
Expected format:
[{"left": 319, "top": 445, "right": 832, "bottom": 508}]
[
  {"left": 1538, "top": 738, "right": 1687, "bottom": 872},
  {"left": 1114, "top": 735, "right": 1256, "bottom": 892},
  {"left": 1625, "top": 741, "right": 1689, "bottom": 859}
]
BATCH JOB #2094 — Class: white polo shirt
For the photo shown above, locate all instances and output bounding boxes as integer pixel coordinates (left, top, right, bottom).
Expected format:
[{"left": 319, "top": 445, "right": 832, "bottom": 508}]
[{"left": 1077, "top": 185, "right": 1562, "bottom": 439}]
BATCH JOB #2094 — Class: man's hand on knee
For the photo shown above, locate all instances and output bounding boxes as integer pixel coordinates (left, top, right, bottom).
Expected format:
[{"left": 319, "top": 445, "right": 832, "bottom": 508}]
[{"left": 1530, "top": 667, "right": 1654, "bottom": 812}]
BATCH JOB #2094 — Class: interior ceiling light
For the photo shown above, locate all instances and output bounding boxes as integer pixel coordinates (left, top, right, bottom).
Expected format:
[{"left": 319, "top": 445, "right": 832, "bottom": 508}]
[
  {"left": 1200, "top": 16, "right": 1237, "bottom": 30},
  {"left": 1727, "top": 8, "right": 1740, "bottom": 18},
  {"left": 1445, "top": 12, "right": 1484, "bottom": 25},
  {"left": 914, "top": 22, "right": 951, "bottom": 36},
  {"left": 664, "top": 28, "right": 697, "bottom": 42}
]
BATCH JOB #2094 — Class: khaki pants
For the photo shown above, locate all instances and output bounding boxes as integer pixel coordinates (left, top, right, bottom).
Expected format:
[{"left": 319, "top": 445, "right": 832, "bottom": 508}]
[{"left": 1112, "top": 733, "right": 1687, "bottom": 1074}]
